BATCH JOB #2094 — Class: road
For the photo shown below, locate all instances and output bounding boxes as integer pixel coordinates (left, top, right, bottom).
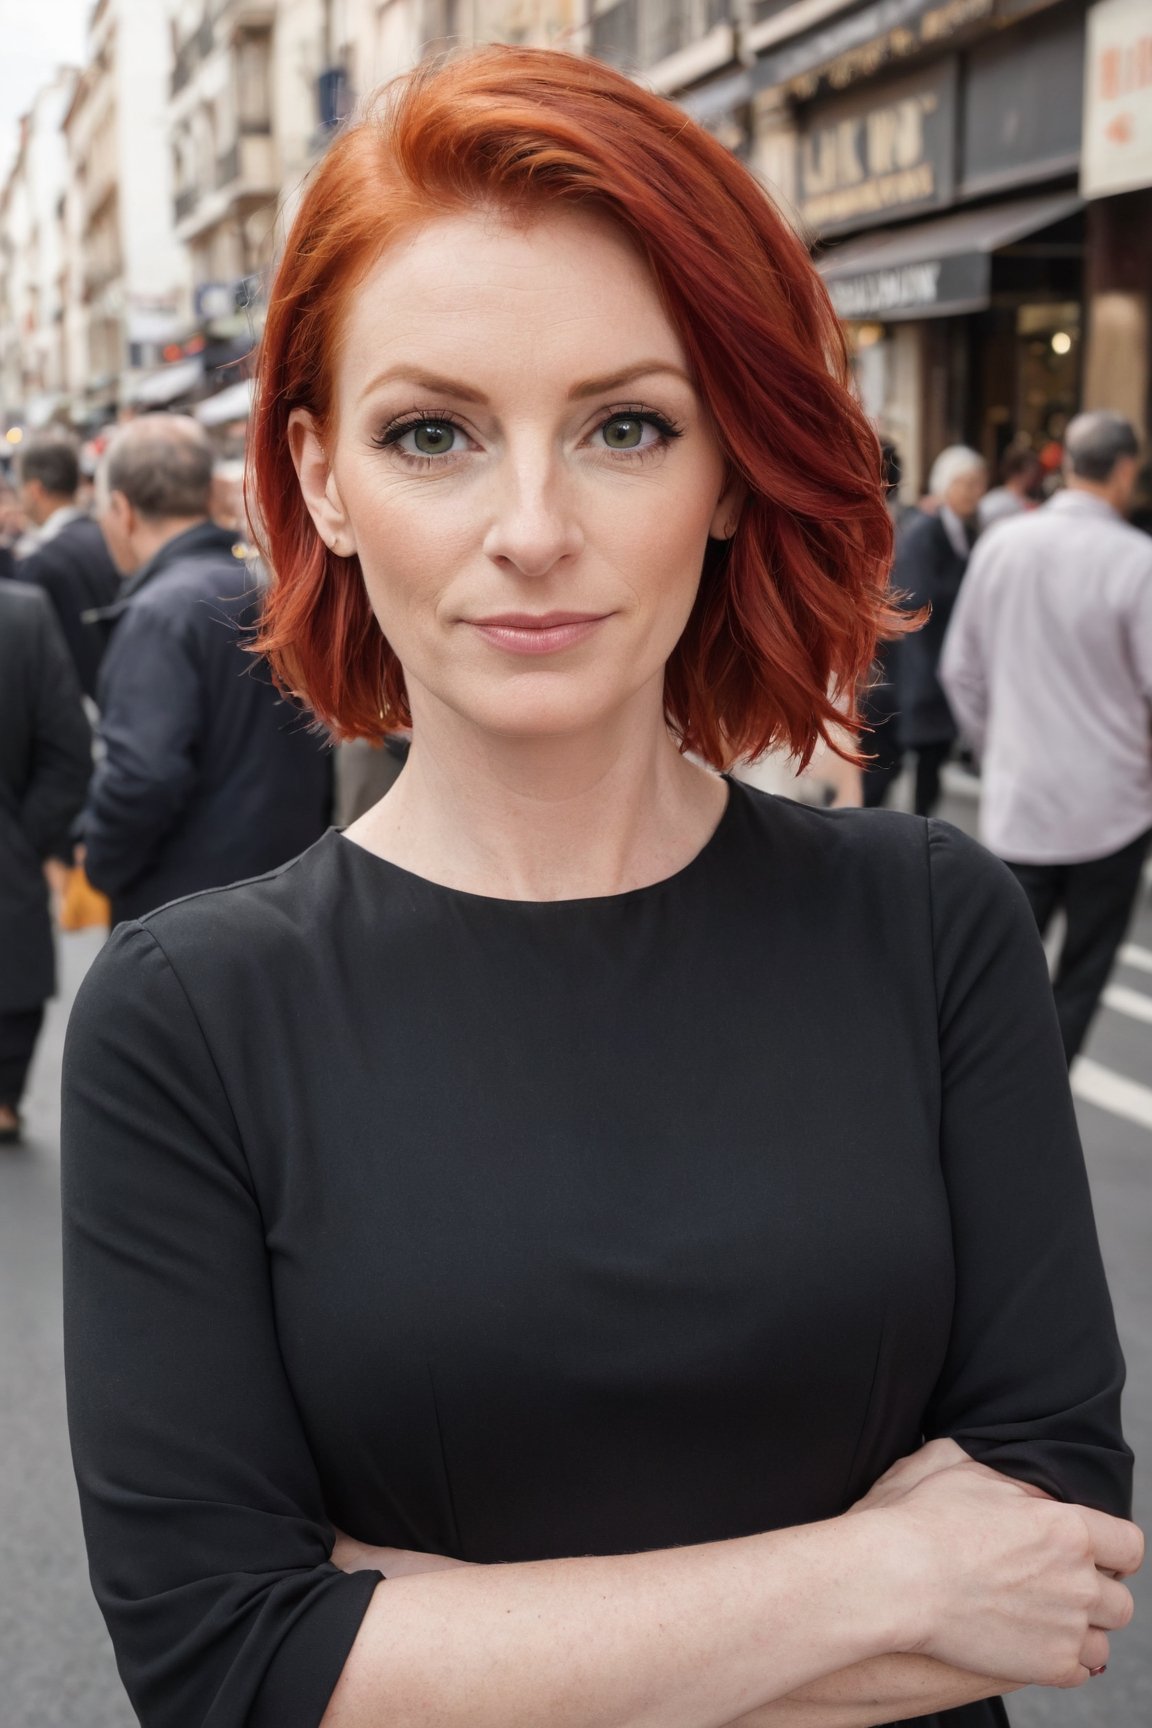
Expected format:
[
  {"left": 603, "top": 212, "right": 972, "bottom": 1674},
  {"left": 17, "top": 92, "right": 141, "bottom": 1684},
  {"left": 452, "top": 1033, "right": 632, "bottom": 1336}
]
[{"left": 2, "top": 791, "right": 1149, "bottom": 1728}]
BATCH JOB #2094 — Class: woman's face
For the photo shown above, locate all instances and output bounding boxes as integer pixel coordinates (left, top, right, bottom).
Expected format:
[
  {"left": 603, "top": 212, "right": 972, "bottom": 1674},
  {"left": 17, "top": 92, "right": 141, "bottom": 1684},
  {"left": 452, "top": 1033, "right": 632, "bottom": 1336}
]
[{"left": 289, "top": 208, "right": 741, "bottom": 743}]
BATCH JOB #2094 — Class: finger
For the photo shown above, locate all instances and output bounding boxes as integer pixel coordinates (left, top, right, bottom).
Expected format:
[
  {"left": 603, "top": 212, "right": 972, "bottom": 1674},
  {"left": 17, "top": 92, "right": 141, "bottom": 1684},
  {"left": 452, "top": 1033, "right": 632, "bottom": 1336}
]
[
  {"left": 1078, "top": 1629, "right": 1110, "bottom": 1673},
  {"left": 1081, "top": 1509, "right": 1145, "bottom": 1579},
  {"left": 1092, "top": 1575, "right": 1135, "bottom": 1632}
]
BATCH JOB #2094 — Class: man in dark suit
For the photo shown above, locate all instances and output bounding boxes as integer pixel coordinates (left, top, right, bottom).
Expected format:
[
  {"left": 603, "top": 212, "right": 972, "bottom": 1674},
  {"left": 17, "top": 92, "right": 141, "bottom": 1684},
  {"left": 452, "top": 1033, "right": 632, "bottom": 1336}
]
[
  {"left": 0, "top": 583, "right": 92, "bottom": 1142},
  {"left": 18, "top": 433, "right": 120, "bottom": 700},
  {"left": 80, "top": 413, "right": 332, "bottom": 924},
  {"left": 891, "top": 446, "right": 987, "bottom": 815}
]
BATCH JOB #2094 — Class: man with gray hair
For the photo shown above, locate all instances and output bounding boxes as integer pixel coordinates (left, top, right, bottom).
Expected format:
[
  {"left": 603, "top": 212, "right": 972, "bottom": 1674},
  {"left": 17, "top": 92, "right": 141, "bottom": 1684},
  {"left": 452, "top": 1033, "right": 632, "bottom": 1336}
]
[
  {"left": 941, "top": 411, "right": 1152, "bottom": 1063},
  {"left": 79, "top": 413, "right": 331, "bottom": 924}
]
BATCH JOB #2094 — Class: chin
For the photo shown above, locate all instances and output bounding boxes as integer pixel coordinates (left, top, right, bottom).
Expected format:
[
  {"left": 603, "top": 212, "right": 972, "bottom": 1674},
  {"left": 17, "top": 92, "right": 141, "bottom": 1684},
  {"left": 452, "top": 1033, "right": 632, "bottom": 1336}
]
[{"left": 446, "top": 674, "right": 647, "bottom": 742}]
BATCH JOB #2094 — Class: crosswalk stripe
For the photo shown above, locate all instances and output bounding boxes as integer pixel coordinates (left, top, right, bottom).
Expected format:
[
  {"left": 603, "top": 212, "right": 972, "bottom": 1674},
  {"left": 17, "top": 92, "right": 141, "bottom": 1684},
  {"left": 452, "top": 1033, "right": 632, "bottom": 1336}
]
[
  {"left": 1072, "top": 1057, "right": 1152, "bottom": 1133},
  {"left": 1118, "top": 943, "right": 1152, "bottom": 977},
  {"left": 1101, "top": 982, "right": 1152, "bottom": 1026}
]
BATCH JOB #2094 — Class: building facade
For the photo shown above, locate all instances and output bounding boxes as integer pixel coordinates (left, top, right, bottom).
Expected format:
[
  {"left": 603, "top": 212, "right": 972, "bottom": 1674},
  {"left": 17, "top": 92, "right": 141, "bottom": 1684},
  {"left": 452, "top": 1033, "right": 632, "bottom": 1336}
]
[{"left": 0, "top": 71, "right": 77, "bottom": 433}]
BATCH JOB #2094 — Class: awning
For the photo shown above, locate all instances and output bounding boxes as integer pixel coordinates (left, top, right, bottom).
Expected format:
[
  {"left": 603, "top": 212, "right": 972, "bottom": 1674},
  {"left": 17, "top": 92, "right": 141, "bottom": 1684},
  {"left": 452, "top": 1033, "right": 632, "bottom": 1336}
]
[
  {"left": 817, "top": 191, "right": 1083, "bottom": 322},
  {"left": 127, "top": 357, "right": 204, "bottom": 408},
  {"left": 195, "top": 377, "right": 254, "bottom": 426}
]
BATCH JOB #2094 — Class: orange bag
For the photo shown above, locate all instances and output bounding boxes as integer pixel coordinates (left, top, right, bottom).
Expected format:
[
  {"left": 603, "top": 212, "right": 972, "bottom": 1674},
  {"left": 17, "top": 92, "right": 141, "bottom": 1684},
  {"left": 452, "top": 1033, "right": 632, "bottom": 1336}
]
[{"left": 59, "top": 866, "right": 111, "bottom": 932}]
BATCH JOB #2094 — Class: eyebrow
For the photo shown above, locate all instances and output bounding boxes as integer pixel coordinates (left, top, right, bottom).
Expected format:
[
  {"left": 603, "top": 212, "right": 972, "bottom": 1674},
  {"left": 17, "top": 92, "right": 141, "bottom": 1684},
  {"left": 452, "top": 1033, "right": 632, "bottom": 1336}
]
[{"left": 356, "top": 362, "right": 694, "bottom": 407}]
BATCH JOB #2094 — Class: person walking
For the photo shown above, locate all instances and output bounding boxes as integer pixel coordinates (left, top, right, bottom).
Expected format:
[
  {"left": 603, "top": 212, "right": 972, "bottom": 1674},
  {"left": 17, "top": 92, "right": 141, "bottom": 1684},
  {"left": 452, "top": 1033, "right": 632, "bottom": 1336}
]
[
  {"left": 0, "top": 582, "right": 91, "bottom": 1143},
  {"left": 860, "top": 442, "right": 914, "bottom": 808},
  {"left": 977, "top": 447, "right": 1041, "bottom": 533},
  {"left": 892, "top": 446, "right": 986, "bottom": 815},
  {"left": 941, "top": 411, "right": 1152, "bottom": 1064},
  {"left": 78, "top": 414, "right": 332, "bottom": 924},
  {"left": 16, "top": 432, "right": 120, "bottom": 701}
]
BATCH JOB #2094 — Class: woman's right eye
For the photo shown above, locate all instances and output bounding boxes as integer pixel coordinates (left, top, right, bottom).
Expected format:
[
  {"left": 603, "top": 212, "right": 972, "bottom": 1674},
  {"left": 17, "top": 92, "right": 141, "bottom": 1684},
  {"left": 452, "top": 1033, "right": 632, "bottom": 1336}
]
[{"left": 393, "top": 420, "right": 459, "bottom": 457}]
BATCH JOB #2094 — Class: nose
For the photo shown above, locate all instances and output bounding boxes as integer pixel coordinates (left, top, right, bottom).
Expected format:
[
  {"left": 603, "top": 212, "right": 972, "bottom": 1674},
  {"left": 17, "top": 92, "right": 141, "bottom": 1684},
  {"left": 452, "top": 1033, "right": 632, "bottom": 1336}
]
[{"left": 482, "top": 451, "right": 584, "bottom": 579}]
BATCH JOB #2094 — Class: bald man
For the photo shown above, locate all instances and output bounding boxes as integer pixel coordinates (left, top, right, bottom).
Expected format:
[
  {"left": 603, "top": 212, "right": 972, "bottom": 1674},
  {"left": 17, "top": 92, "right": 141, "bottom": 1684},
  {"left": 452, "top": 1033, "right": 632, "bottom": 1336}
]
[{"left": 80, "top": 414, "right": 332, "bottom": 923}]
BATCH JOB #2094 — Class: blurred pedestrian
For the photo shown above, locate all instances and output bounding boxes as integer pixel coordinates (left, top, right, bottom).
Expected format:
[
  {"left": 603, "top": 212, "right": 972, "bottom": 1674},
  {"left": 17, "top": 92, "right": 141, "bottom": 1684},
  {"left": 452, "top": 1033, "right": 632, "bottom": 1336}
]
[
  {"left": 860, "top": 440, "right": 911, "bottom": 807},
  {"left": 977, "top": 447, "right": 1042, "bottom": 532},
  {"left": 941, "top": 411, "right": 1152, "bottom": 1063},
  {"left": 893, "top": 445, "right": 986, "bottom": 815},
  {"left": 17, "top": 432, "right": 120, "bottom": 700},
  {"left": 79, "top": 414, "right": 332, "bottom": 924},
  {"left": 0, "top": 475, "right": 23, "bottom": 580},
  {"left": 0, "top": 582, "right": 92, "bottom": 1143}
]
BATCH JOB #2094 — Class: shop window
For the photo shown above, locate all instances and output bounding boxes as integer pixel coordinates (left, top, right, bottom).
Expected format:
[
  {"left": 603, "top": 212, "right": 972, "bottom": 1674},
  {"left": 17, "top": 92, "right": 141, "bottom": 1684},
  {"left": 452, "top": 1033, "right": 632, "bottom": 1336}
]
[
  {"left": 237, "top": 34, "right": 272, "bottom": 134},
  {"left": 1015, "top": 301, "right": 1081, "bottom": 452}
]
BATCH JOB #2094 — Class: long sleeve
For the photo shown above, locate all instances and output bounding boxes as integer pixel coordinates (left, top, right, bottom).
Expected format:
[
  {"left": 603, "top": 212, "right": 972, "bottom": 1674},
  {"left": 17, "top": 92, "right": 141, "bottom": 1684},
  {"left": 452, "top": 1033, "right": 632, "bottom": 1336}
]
[
  {"left": 82, "top": 608, "right": 202, "bottom": 898},
  {"left": 922, "top": 821, "right": 1132, "bottom": 1515},
  {"left": 20, "top": 587, "right": 92, "bottom": 858},
  {"left": 61, "top": 922, "right": 380, "bottom": 1728},
  {"left": 937, "top": 567, "right": 988, "bottom": 754}
]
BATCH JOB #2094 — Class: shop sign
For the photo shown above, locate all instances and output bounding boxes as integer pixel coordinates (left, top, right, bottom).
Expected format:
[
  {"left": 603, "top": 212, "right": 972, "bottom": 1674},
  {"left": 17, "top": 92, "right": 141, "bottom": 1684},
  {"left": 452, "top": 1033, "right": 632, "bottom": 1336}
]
[
  {"left": 798, "top": 62, "right": 957, "bottom": 234},
  {"left": 825, "top": 250, "right": 990, "bottom": 320},
  {"left": 1082, "top": 0, "right": 1152, "bottom": 198},
  {"left": 754, "top": 0, "right": 993, "bottom": 100}
]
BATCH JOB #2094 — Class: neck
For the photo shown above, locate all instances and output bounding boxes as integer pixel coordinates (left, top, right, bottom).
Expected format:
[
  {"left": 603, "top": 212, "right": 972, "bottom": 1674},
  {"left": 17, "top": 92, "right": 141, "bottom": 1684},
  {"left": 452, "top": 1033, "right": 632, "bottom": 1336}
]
[
  {"left": 131, "top": 515, "right": 210, "bottom": 570},
  {"left": 345, "top": 677, "right": 727, "bottom": 901},
  {"left": 1067, "top": 475, "right": 1123, "bottom": 512},
  {"left": 34, "top": 495, "right": 74, "bottom": 526}
]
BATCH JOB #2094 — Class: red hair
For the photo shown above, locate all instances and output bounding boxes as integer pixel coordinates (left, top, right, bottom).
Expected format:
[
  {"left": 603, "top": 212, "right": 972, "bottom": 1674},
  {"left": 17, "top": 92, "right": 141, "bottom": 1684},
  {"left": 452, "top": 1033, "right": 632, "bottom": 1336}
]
[{"left": 250, "top": 45, "right": 898, "bottom": 769}]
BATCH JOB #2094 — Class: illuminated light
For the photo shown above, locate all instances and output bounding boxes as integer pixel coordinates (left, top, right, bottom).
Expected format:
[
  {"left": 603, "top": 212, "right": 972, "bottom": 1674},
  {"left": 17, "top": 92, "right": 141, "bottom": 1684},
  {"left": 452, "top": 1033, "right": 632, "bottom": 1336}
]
[
  {"left": 854, "top": 322, "right": 885, "bottom": 348},
  {"left": 1051, "top": 331, "right": 1073, "bottom": 355},
  {"left": 5, "top": 426, "right": 24, "bottom": 444}
]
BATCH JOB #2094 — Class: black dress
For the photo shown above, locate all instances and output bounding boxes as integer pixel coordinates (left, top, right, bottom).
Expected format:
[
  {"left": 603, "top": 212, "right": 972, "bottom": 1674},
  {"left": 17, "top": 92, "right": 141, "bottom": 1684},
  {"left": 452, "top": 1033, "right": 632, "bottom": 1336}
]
[{"left": 61, "top": 784, "right": 1131, "bottom": 1728}]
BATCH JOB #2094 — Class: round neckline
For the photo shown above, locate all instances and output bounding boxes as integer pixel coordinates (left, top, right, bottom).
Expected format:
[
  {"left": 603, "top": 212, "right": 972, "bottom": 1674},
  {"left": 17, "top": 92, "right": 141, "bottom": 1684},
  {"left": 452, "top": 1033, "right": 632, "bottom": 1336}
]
[{"left": 331, "top": 776, "right": 742, "bottom": 910}]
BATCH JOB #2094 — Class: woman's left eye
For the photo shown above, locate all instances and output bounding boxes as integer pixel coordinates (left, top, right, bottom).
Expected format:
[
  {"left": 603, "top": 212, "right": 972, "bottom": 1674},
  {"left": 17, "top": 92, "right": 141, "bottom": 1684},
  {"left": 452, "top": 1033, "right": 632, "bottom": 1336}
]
[
  {"left": 387, "top": 419, "right": 462, "bottom": 458},
  {"left": 598, "top": 414, "right": 669, "bottom": 452}
]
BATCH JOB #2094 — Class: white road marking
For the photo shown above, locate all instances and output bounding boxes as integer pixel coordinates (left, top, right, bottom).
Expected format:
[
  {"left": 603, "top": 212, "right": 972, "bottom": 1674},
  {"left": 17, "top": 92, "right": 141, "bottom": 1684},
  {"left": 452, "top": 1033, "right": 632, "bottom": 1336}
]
[
  {"left": 1072, "top": 1057, "right": 1152, "bottom": 1133},
  {"left": 1118, "top": 943, "right": 1152, "bottom": 977},
  {"left": 1101, "top": 982, "right": 1152, "bottom": 1026}
]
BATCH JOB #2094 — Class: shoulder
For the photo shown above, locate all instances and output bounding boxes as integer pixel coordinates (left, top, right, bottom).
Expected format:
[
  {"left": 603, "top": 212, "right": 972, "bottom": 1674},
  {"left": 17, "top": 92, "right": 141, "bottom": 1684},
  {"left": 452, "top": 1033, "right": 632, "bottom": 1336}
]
[
  {"left": 733, "top": 786, "right": 1025, "bottom": 943},
  {"left": 71, "top": 836, "right": 338, "bottom": 1038},
  {"left": 0, "top": 578, "right": 54, "bottom": 639}
]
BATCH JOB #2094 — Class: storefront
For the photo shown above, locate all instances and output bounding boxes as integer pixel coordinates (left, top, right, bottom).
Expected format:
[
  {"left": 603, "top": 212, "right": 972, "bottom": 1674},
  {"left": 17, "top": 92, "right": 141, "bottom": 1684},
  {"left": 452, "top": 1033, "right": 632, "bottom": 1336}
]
[
  {"left": 753, "top": 0, "right": 1092, "bottom": 492},
  {"left": 1080, "top": 0, "right": 1152, "bottom": 435}
]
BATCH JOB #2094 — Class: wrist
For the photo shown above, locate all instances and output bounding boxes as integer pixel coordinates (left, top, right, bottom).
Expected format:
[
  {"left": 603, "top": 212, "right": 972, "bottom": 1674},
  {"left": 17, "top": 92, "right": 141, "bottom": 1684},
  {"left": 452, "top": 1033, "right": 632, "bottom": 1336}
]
[{"left": 832, "top": 1507, "right": 933, "bottom": 1659}]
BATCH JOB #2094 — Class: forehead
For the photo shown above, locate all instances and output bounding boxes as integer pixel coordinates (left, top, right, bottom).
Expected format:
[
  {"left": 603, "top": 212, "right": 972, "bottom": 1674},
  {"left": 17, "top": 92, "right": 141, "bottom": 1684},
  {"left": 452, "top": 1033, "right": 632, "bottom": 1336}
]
[{"left": 334, "top": 207, "right": 688, "bottom": 404}]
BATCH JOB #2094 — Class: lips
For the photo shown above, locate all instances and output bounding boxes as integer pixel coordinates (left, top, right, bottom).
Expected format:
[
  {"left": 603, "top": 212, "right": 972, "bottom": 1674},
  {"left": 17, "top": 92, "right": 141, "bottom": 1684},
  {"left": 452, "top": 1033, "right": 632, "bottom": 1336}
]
[{"left": 466, "top": 611, "right": 612, "bottom": 656}]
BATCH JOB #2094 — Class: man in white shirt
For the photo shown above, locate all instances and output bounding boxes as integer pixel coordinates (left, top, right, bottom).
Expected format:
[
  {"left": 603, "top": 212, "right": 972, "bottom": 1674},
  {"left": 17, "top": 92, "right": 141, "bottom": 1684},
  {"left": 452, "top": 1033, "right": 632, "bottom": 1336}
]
[{"left": 940, "top": 412, "right": 1152, "bottom": 1063}]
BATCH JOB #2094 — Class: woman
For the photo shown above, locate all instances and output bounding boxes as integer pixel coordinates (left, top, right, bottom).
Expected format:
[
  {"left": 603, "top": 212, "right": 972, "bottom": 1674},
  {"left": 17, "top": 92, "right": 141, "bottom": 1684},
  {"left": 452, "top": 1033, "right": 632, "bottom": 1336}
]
[
  {"left": 893, "top": 447, "right": 987, "bottom": 816},
  {"left": 61, "top": 48, "right": 1140, "bottom": 1728}
]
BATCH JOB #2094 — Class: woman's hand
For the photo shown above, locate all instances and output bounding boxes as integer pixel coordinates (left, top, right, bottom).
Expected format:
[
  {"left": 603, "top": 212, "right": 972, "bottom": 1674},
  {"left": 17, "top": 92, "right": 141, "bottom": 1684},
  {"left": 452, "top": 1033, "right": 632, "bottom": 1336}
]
[
  {"left": 330, "top": 1529, "right": 475, "bottom": 1579},
  {"left": 848, "top": 1438, "right": 974, "bottom": 1512},
  {"left": 871, "top": 1459, "right": 1141, "bottom": 1687}
]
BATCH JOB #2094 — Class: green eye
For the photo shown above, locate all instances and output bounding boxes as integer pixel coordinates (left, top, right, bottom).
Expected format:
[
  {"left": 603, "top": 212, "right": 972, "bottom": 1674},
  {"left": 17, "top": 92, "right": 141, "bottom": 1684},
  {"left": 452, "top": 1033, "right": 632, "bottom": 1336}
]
[
  {"left": 602, "top": 416, "right": 644, "bottom": 449},
  {"left": 412, "top": 422, "right": 455, "bottom": 455}
]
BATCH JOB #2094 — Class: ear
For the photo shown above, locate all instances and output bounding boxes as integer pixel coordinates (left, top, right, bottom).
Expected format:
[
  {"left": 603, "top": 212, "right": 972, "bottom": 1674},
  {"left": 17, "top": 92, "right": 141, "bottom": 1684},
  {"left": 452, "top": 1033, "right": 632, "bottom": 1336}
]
[
  {"left": 709, "top": 468, "right": 749, "bottom": 541},
  {"left": 108, "top": 489, "right": 135, "bottom": 539},
  {"left": 288, "top": 409, "right": 356, "bottom": 557}
]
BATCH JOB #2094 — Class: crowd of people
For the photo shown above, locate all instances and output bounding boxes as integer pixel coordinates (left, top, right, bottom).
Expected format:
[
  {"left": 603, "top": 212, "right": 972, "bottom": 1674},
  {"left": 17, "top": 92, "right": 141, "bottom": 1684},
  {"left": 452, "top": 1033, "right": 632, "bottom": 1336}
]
[{"left": 1, "top": 401, "right": 1151, "bottom": 1134}]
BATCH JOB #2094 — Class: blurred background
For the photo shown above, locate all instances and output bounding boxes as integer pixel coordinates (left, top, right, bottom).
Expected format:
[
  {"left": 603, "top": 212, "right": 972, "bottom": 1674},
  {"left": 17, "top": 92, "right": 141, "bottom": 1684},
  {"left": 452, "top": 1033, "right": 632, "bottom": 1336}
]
[
  {"left": 0, "top": 0, "right": 1149, "bottom": 496},
  {"left": 0, "top": 4, "right": 1150, "bottom": 1726}
]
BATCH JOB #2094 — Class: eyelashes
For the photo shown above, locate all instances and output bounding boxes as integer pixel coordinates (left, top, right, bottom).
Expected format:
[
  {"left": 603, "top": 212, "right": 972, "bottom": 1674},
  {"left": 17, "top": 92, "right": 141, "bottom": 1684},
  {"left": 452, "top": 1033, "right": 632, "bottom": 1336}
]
[{"left": 370, "top": 404, "right": 686, "bottom": 467}]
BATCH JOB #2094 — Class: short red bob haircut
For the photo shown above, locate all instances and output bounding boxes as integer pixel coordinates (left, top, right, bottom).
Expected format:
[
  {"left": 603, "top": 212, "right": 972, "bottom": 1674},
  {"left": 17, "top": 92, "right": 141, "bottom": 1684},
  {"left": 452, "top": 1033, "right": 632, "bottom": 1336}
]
[{"left": 250, "top": 44, "right": 898, "bottom": 770}]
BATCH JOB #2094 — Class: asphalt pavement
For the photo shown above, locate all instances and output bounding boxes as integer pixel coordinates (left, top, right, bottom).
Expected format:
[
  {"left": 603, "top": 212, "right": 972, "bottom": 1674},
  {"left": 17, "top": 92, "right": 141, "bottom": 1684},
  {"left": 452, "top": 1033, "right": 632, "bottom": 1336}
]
[{"left": 2, "top": 786, "right": 1149, "bottom": 1728}]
